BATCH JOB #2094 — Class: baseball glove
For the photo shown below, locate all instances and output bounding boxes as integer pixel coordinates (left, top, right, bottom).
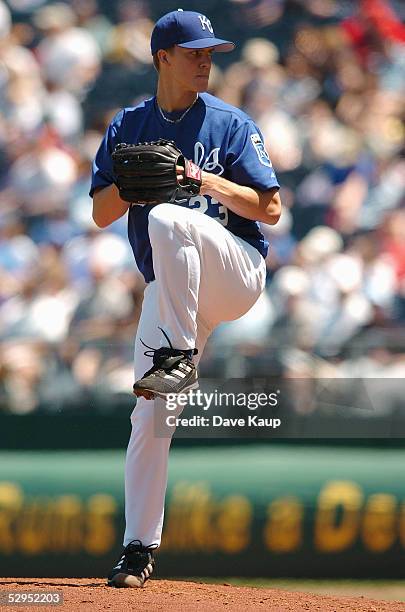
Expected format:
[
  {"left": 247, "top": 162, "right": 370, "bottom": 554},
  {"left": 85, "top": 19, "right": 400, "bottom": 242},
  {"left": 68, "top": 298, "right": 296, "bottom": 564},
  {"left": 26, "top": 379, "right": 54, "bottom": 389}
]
[{"left": 111, "top": 139, "right": 202, "bottom": 205}]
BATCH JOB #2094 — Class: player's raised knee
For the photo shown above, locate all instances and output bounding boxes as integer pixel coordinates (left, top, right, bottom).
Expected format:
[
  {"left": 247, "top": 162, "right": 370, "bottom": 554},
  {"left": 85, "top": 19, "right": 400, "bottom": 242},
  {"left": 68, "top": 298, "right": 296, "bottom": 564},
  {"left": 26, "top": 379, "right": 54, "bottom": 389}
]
[
  {"left": 148, "top": 203, "right": 176, "bottom": 225},
  {"left": 148, "top": 203, "right": 189, "bottom": 239}
]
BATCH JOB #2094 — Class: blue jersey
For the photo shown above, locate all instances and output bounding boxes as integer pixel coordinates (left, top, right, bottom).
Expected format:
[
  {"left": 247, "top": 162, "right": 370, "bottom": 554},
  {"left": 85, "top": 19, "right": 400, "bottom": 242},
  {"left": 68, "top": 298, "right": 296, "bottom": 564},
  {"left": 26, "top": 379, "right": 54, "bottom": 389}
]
[{"left": 90, "top": 93, "right": 279, "bottom": 283}]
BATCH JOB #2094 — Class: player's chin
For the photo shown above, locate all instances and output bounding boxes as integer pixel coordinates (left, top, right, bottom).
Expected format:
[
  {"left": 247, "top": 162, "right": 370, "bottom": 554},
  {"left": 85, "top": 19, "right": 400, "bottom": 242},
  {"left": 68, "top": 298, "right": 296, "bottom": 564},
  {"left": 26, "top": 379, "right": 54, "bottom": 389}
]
[{"left": 194, "top": 76, "right": 209, "bottom": 91}]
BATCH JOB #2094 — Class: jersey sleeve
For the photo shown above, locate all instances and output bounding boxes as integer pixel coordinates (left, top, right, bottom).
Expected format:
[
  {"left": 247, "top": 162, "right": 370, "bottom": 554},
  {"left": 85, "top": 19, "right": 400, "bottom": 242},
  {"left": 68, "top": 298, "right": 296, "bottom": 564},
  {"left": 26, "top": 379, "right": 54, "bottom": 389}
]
[
  {"left": 225, "top": 120, "right": 279, "bottom": 191},
  {"left": 89, "top": 109, "right": 124, "bottom": 197}
]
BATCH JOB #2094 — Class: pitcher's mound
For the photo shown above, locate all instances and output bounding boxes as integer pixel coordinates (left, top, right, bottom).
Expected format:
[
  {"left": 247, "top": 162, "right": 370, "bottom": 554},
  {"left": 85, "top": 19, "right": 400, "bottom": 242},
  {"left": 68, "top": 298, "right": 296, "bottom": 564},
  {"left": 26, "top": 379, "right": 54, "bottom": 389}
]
[{"left": 1, "top": 578, "right": 405, "bottom": 611}]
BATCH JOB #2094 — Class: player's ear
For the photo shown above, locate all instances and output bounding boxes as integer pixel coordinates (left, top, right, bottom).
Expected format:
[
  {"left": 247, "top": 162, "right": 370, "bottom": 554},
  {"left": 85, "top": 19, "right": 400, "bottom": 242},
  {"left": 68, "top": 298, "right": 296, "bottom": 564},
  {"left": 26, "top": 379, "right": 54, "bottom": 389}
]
[{"left": 158, "top": 49, "right": 170, "bottom": 66}]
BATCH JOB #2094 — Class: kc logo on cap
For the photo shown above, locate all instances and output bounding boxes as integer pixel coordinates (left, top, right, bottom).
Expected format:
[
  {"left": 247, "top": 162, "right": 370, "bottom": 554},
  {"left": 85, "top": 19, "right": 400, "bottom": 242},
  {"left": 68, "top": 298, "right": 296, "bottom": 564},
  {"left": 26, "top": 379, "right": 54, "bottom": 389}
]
[
  {"left": 198, "top": 15, "right": 213, "bottom": 34},
  {"left": 151, "top": 10, "right": 235, "bottom": 55}
]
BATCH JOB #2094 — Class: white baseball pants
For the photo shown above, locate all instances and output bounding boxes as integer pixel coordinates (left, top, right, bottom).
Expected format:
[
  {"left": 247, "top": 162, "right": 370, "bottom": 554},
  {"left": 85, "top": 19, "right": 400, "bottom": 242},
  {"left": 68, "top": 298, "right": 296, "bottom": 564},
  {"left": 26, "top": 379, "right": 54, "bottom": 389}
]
[{"left": 123, "top": 203, "right": 266, "bottom": 547}]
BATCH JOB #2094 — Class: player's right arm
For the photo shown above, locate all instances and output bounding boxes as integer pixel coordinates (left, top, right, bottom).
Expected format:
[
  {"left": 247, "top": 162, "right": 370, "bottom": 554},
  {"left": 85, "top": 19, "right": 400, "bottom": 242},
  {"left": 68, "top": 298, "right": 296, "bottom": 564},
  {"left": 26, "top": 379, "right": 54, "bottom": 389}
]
[
  {"left": 92, "top": 185, "right": 130, "bottom": 228},
  {"left": 90, "top": 109, "right": 129, "bottom": 228}
]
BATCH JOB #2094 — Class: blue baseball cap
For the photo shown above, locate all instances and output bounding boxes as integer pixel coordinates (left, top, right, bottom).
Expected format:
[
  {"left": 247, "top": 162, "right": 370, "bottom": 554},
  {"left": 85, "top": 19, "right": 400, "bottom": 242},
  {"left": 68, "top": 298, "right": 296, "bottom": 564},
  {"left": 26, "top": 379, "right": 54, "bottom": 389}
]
[{"left": 151, "top": 9, "right": 235, "bottom": 55}]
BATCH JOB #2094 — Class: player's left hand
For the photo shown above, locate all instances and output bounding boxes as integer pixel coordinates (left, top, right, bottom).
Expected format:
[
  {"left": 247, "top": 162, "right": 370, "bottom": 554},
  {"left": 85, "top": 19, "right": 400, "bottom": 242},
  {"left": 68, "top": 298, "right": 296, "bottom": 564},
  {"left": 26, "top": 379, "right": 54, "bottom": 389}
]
[
  {"left": 180, "top": 167, "right": 213, "bottom": 197},
  {"left": 176, "top": 165, "right": 184, "bottom": 184}
]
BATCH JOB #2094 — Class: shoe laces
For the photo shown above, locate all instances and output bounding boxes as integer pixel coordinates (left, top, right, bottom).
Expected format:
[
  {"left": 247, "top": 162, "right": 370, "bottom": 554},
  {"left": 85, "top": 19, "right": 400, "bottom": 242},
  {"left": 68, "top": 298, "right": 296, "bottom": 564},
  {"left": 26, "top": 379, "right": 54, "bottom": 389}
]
[
  {"left": 123, "top": 539, "right": 156, "bottom": 571},
  {"left": 125, "top": 539, "right": 157, "bottom": 555},
  {"left": 140, "top": 327, "right": 197, "bottom": 371}
]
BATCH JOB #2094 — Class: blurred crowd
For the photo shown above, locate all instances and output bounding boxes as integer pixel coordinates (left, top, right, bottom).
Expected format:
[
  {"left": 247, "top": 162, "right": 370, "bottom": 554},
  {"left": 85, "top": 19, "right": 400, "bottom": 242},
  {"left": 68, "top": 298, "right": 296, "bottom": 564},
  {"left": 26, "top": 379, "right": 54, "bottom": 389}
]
[{"left": 0, "top": 0, "right": 404, "bottom": 413}]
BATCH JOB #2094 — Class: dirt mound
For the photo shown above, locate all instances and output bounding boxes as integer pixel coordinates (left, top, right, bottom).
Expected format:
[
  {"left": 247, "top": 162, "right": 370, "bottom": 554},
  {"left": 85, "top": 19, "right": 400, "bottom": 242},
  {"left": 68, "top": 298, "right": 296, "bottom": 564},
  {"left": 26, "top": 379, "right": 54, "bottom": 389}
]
[{"left": 1, "top": 578, "right": 404, "bottom": 611}]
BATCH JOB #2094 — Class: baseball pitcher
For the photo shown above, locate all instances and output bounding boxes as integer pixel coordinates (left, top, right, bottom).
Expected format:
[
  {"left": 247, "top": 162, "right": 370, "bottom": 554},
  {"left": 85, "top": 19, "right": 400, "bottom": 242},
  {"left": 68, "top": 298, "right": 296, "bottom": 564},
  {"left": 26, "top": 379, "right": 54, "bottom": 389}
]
[{"left": 90, "top": 9, "right": 281, "bottom": 587}]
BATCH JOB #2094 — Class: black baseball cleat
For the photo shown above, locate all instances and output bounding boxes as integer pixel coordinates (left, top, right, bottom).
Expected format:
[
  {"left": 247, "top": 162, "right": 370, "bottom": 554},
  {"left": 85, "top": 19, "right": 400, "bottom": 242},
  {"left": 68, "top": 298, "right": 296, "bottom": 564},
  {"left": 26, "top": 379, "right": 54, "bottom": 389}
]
[
  {"left": 133, "top": 327, "right": 198, "bottom": 400},
  {"left": 108, "top": 539, "right": 156, "bottom": 588}
]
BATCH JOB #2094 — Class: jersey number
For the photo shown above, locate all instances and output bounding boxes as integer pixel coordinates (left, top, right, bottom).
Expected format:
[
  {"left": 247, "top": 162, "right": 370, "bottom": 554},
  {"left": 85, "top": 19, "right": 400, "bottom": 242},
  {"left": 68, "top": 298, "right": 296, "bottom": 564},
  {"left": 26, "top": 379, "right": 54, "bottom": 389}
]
[{"left": 188, "top": 196, "right": 228, "bottom": 226}]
